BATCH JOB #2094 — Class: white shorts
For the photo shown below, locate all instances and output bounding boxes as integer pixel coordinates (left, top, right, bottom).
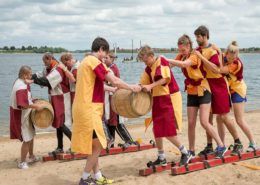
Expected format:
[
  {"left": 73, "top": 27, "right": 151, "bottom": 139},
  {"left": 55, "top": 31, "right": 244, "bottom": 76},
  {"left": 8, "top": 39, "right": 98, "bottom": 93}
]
[{"left": 21, "top": 109, "right": 35, "bottom": 142}]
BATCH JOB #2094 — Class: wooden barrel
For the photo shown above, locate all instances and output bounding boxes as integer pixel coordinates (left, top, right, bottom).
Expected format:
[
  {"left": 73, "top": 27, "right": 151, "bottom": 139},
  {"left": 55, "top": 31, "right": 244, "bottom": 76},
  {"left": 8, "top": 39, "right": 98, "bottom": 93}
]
[
  {"left": 111, "top": 89, "right": 152, "bottom": 118},
  {"left": 30, "top": 100, "right": 54, "bottom": 129}
]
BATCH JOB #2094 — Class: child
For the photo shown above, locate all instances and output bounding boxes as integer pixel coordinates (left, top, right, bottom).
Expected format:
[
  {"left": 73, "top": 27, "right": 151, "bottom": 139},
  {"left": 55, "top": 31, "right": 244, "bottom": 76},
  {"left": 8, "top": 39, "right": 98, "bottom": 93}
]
[
  {"left": 138, "top": 45, "right": 192, "bottom": 166},
  {"left": 10, "top": 65, "right": 43, "bottom": 169}
]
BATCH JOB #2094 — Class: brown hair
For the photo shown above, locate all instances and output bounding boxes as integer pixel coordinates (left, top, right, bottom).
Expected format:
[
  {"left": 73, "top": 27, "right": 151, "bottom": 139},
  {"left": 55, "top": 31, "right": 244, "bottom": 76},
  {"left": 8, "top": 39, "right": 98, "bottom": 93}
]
[
  {"left": 227, "top": 41, "right": 239, "bottom": 54},
  {"left": 137, "top": 45, "right": 154, "bottom": 60},
  {"left": 178, "top": 34, "right": 193, "bottom": 51},
  {"left": 60, "top": 52, "right": 73, "bottom": 64},
  {"left": 18, "top": 65, "right": 31, "bottom": 78},
  {"left": 194, "top": 25, "right": 209, "bottom": 39},
  {"left": 108, "top": 51, "right": 116, "bottom": 58},
  {"left": 42, "top": 52, "right": 54, "bottom": 61},
  {"left": 91, "top": 37, "right": 109, "bottom": 52}
]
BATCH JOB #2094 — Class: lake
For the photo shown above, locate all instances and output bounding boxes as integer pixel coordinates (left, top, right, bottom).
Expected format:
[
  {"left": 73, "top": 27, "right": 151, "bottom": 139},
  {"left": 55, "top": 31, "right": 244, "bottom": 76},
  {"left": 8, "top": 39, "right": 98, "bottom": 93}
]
[{"left": 0, "top": 53, "right": 260, "bottom": 136}]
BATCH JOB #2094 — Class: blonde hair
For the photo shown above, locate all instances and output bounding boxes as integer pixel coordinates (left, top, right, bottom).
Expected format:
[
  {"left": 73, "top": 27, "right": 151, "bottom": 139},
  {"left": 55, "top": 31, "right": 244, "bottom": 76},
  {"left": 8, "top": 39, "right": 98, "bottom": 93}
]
[
  {"left": 18, "top": 65, "right": 31, "bottom": 78},
  {"left": 227, "top": 41, "right": 239, "bottom": 54},
  {"left": 60, "top": 52, "right": 73, "bottom": 64},
  {"left": 178, "top": 34, "right": 193, "bottom": 51},
  {"left": 137, "top": 45, "right": 154, "bottom": 60}
]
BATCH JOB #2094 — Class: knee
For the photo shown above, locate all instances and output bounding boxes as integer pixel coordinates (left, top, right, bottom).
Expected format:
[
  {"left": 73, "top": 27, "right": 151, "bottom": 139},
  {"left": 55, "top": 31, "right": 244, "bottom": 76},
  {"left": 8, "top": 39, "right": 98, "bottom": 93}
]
[
  {"left": 235, "top": 118, "right": 244, "bottom": 126},
  {"left": 200, "top": 122, "right": 209, "bottom": 130}
]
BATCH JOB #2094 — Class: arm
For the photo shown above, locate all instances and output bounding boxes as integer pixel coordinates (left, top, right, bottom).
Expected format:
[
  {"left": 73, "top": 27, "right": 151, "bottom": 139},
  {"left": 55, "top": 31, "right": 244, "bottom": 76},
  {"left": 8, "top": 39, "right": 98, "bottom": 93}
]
[
  {"left": 211, "top": 44, "right": 224, "bottom": 68},
  {"left": 142, "top": 78, "right": 167, "bottom": 92},
  {"left": 31, "top": 74, "right": 52, "bottom": 89},
  {"left": 161, "top": 56, "right": 192, "bottom": 68},
  {"left": 195, "top": 50, "right": 229, "bottom": 74},
  {"left": 194, "top": 51, "right": 220, "bottom": 73},
  {"left": 104, "top": 84, "right": 117, "bottom": 93},
  {"left": 105, "top": 72, "right": 141, "bottom": 92},
  {"left": 22, "top": 103, "right": 44, "bottom": 111},
  {"left": 57, "top": 63, "right": 76, "bottom": 83}
]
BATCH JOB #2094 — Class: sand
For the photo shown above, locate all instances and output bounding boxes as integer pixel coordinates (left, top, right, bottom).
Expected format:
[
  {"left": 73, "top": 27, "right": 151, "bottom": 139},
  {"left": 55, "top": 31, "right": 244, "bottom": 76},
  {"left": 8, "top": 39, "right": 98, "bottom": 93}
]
[{"left": 0, "top": 111, "right": 260, "bottom": 185}]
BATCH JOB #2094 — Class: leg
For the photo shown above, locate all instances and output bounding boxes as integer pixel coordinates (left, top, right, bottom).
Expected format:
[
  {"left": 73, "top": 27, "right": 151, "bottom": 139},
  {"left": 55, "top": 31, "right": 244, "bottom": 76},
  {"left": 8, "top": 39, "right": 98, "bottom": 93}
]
[
  {"left": 216, "top": 115, "right": 225, "bottom": 143},
  {"left": 221, "top": 113, "right": 240, "bottom": 141},
  {"left": 21, "top": 141, "right": 30, "bottom": 162},
  {"left": 155, "top": 137, "right": 164, "bottom": 151},
  {"left": 233, "top": 102, "right": 255, "bottom": 143},
  {"left": 166, "top": 136, "right": 192, "bottom": 165},
  {"left": 116, "top": 123, "right": 134, "bottom": 143},
  {"left": 56, "top": 127, "right": 63, "bottom": 150},
  {"left": 166, "top": 136, "right": 182, "bottom": 148},
  {"left": 107, "top": 125, "right": 116, "bottom": 147},
  {"left": 206, "top": 113, "right": 214, "bottom": 144},
  {"left": 62, "top": 124, "right": 72, "bottom": 140},
  {"left": 199, "top": 104, "right": 224, "bottom": 147},
  {"left": 84, "top": 138, "right": 103, "bottom": 173},
  {"left": 187, "top": 106, "right": 199, "bottom": 152},
  {"left": 107, "top": 125, "right": 116, "bottom": 140},
  {"left": 28, "top": 139, "right": 34, "bottom": 158}
]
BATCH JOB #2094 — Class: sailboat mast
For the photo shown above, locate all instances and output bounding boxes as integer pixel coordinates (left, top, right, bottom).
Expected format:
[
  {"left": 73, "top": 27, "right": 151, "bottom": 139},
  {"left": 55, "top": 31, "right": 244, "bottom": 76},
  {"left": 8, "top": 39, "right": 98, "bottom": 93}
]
[{"left": 131, "top": 39, "right": 133, "bottom": 59}]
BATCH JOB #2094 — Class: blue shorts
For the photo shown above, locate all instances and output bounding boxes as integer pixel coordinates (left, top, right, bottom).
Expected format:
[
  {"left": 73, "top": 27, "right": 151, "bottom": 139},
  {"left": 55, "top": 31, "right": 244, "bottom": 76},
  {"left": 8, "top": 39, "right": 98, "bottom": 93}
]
[{"left": 231, "top": 92, "right": 247, "bottom": 103}]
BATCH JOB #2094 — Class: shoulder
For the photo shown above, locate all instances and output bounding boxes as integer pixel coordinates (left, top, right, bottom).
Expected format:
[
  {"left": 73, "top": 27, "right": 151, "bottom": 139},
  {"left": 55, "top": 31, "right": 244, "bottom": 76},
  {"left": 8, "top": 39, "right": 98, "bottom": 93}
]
[
  {"left": 160, "top": 56, "right": 169, "bottom": 66},
  {"left": 13, "top": 79, "right": 27, "bottom": 90}
]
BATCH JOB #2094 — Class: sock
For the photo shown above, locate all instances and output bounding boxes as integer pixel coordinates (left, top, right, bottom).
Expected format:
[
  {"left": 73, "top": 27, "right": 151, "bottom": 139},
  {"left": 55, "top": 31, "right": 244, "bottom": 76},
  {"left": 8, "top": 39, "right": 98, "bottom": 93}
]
[
  {"left": 179, "top": 145, "right": 188, "bottom": 155},
  {"left": 207, "top": 143, "right": 213, "bottom": 148},
  {"left": 234, "top": 138, "right": 241, "bottom": 144},
  {"left": 157, "top": 150, "right": 165, "bottom": 160},
  {"left": 82, "top": 171, "right": 91, "bottom": 180},
  {"left": 94, "top": 170, "right": 103, "bottom": 180},
  {"left": 249, "top": 141, "right": 256, "bottom": 146}
]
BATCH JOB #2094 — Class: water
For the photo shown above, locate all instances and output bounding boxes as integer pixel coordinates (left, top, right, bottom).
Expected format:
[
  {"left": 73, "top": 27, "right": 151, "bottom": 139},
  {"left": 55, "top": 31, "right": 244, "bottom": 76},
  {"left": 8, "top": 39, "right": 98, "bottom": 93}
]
[{"left": 0, "top": 53, "right": 260, "bottom": 136}]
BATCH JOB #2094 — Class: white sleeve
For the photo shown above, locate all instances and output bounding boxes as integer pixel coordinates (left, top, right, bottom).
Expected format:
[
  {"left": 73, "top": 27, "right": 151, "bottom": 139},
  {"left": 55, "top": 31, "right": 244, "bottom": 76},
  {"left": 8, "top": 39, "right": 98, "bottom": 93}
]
[{"left": 46, "top": 69, "right": 62, "bottom": 89}]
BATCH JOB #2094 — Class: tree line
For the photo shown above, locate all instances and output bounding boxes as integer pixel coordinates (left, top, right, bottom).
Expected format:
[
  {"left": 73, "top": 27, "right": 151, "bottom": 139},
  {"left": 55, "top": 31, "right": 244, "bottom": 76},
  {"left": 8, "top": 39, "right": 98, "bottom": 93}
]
[{"left": 0, "top": 46, "right": 68, "bottom": 53}]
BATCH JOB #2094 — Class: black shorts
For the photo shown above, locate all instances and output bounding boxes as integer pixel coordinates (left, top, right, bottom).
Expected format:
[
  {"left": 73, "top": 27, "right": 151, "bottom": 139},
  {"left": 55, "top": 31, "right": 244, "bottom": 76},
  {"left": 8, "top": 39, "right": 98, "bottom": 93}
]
[
  {"left": 92, "top": 131, "right": 97, "bottom": 139},
  {"left": 187, "top": 90, "right": 211, "bottom": 107}
]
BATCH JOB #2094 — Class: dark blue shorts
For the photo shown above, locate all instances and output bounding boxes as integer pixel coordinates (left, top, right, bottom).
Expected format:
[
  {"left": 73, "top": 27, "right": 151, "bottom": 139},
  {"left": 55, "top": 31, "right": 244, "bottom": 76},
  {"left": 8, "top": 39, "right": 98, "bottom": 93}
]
[{"left": 231, "top": 92, "right": 247, "bottom": 103}]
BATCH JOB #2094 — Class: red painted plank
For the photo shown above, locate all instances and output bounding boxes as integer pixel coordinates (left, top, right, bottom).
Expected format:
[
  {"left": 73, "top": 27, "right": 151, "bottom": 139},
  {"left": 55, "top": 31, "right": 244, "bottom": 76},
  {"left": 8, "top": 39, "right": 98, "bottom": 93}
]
[
  {"left": 240, "top": 152, "right": 255, "bottom": 160},
  {"left": 171, "top": 166, "right": 186, "bottom": 175},
  {"left": 42, "top": 155, "right": 55, "bottom": 162},
  {"left": 256, "top": 149, "right": 260, "bottom": 157},
  {"left": 223, "top": 155, "right": 240, "bottom": 163},
  {"left": 43, "top": 144, "right": 155, "bottom": 162}
]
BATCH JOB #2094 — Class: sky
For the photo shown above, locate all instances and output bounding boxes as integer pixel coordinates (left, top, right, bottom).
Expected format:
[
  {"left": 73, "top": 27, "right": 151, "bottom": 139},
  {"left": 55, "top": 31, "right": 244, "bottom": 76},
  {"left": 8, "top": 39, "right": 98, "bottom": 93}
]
[{"left": 0, "top": 0, "right": 260, "bottom": 50}]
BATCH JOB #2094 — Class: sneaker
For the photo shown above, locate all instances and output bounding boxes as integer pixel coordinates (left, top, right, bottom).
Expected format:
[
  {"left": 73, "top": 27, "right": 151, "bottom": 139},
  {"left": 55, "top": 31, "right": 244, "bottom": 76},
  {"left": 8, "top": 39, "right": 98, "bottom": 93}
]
[
  {"left": 66, "top": 148, "right": 74, "bottom": 154},
  {"left": 95, "top": 175, "right": 114, "bottom": 185},
  {"left": 28, "top": 156, "right": 41, "bottom": 164},
  {"left": 215, "top": 146, "right": 227, "bottom": 158},
  {"left": 246, "top": 143, "right": 259, "bottom": 152},
  {"left": 147, "top": 157, "right": 167, "bottom": 167},
  {"left": 18, "top": 162, "right": 29, "bottom": 169},
  {"left": 198, "top": 145, "right": 214, "bottom": 156},
  {"left": 121, "top": 142, "right": 131, "bottom": 150},
  {"left": 231, "top": 143, "right": 243, "bottom": 155},
  {"left": 79, "top": 177, "right": 96, "bottom": 185},
  {"left": 188, "top": 150, "right": 196, "bottom": 158},
  {"left": 48, "top": 148, "right": 64, "bottom": 155},
  {"left": 179, "top": 152, "right": 192, "bottom": 166}
]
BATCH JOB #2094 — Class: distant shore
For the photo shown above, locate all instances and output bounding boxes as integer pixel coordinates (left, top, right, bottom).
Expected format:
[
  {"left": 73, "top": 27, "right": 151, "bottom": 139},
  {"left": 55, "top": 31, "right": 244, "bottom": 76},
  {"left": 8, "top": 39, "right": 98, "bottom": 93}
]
[{"left": 1, "top": 49, "right": 260, "bottom": 54}]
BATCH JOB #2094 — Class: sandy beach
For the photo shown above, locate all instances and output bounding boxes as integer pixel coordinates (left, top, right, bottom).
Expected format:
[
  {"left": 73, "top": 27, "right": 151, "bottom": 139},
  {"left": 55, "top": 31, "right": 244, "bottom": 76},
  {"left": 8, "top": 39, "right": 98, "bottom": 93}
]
[{"left": 0, "top": 111, "right": 260, "bottom": 185}]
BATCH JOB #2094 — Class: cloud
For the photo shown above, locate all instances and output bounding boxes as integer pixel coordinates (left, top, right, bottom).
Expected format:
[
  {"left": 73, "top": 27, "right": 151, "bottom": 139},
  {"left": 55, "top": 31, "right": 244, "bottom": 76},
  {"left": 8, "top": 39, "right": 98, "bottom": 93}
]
[{"left": 0, "top": 0, "right": 259, "bottom": 50}]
